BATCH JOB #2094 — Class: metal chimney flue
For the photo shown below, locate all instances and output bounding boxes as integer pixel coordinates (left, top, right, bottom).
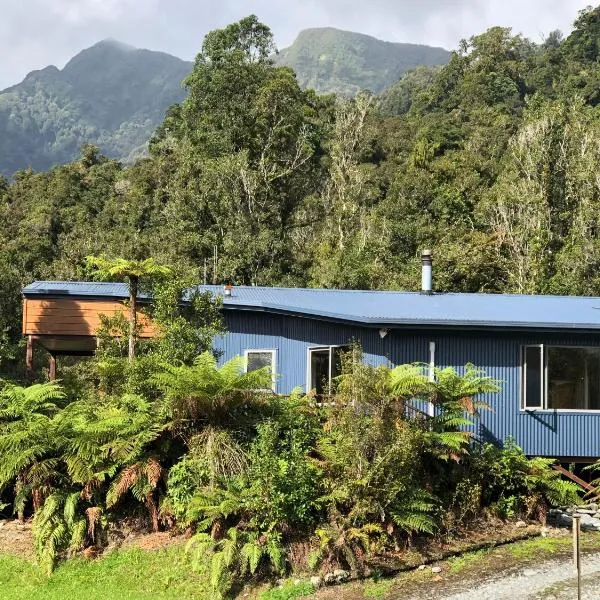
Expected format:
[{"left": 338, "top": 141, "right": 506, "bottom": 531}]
[{"left": 421, "top": 249, "right": 433, "bottom": 295}]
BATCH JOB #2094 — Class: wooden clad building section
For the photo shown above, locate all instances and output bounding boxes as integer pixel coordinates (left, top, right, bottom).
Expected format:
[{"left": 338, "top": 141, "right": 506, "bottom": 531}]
[{"left": 22, "top": 298, "right": 156, "bottom": 338}]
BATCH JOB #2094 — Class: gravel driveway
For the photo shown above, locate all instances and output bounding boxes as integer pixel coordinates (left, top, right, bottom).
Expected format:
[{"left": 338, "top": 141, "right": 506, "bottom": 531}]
[{"left": 434, "top": 552, "right": 600, "bottom": 600}]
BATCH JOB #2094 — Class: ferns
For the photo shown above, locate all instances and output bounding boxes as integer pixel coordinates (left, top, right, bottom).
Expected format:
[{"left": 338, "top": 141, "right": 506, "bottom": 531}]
[
  {"left": 186, "top": 527, "right": 286, "bottom": 598},
  {"left": 32, "top": 492, "right": 87, "bottom": 575},
  {"left": 0, "top": 352, "right": 570, "bottom": 594},
  {"left": 152, "top": 352, "right": 272, "bottom": 427}
]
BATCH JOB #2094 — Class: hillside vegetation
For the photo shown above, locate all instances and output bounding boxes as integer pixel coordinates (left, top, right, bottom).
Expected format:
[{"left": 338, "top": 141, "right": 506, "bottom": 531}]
[
  {"left": 275, "top": 27, "right": 450, "bottom": 96},
  {"left": 0, "top": 40, "right": 191, "bottom": 175}
]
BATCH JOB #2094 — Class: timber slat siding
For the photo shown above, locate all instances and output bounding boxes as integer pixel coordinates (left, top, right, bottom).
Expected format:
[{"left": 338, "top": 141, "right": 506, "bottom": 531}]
[{"left": 22, "top": 298, "right": 155, "bottom": 337}]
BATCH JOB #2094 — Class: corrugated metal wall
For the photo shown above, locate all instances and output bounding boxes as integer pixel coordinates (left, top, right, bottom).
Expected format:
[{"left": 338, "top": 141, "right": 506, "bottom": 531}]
[{"left": 214, "top": 312, "right": 600, "bottom": 459}]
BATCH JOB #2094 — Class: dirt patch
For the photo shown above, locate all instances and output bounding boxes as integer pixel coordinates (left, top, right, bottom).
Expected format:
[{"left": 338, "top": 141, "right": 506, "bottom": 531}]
[
  {"left": 307, "top": 529, "right": 600, "bottom": 600},
  {"left": 118, "top": 530, "right": 190, "bottom": 551},
  {"left": 0, "top": 519, "right": 34, "bottom": 559}
]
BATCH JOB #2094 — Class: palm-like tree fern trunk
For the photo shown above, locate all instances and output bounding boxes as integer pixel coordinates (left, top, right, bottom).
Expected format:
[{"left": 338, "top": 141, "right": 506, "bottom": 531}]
[{"left": 128, "top": 275, "right": 138, "bottom": 362}]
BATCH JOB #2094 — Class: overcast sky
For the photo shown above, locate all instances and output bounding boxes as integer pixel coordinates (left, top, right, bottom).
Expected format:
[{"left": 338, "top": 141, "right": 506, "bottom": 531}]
[{"left": 0, "top": 0, "right": 594, "bottom": 89}]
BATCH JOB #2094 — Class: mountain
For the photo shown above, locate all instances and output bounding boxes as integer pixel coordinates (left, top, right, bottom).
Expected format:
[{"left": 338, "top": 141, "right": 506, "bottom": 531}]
[
  {"left": 275, "top": 28, "right": 450, "bottom": 96},
  {"left": 0, "top": 40, "right": 192, "bottom": 176},
  {"left": 0, "top": 30, "right": 450, "bottom": 176}
]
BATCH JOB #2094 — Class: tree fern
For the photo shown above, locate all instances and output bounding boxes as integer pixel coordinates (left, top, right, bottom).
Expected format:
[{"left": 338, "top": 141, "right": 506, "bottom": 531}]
[{"left": 32, "top": 491, "right": 87, "bottom": 574}]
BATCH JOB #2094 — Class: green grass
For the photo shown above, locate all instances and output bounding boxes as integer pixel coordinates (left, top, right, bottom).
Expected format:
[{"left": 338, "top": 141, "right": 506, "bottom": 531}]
[
  {"left": 446, "top": 548, "right": 488, "bottom": 573},
  {"left": 0, "top": 546, "right": 211, "bottom": 600},
  {"left": 258, "top": 580, "right": 315, "bottom": 599},
  {"left": 362, "top": 578, "right": 394, "bottom": 598}
]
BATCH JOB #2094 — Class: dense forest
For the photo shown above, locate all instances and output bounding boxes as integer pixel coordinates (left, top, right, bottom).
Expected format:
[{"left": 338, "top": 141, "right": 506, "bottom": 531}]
[
  {"left": 3, "top": 8, "right": 600, "bottom": 366},
  {"left": 0, "top": 12, "right": 597, "bottom": 595}
]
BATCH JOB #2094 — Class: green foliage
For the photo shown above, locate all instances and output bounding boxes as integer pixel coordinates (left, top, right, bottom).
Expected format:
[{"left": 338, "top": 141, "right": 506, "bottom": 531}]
[
  {"left": 0, "top": 545, "right": 213, "bottom": 600},
  {"left": 275, "top": 28, "right": 449, "bottom": 97},
  {"left": 32, "top": 491, "right": 87, "bottom": 574},
  {"left": 186, "top": 527, "right": 286, "bottom": 598},
  {"left": 0, "top": 382, "right": 66, "bottom": 516},
  {"left": 467, "top": 440, "right": 580, "bottom": 517},
  {"left": 259, "top": 580, "right": 314, "bottom": 600},
  {"left": 153, "top": 352, "right": 272, "bottom": 428}
]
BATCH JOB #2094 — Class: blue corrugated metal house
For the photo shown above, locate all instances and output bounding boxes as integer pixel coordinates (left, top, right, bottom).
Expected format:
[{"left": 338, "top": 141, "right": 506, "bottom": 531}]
[{"left": 23, "top": 268, "right": 600, "bottom": 460}]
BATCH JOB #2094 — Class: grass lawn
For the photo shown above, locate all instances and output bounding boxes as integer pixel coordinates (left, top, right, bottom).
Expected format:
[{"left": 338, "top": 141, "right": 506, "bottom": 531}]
[
  {"left": 0, "top": 530, "right": 597, "bottom": 600},
  {"left": 0, "top": 546, "right": 211, "bottom": 600}
]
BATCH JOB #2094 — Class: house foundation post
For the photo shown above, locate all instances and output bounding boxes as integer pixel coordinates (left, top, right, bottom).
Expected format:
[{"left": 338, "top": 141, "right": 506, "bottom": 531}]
[
  {"left": 49, "top": 353, "right": 57, "bottom": 381},
  {"left": 25, "top": 335, "right": 34, "bottom": 380}
]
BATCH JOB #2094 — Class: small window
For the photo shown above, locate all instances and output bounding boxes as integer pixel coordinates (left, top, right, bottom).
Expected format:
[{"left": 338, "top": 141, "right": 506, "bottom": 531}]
[{"left": 244, "top": 350, "right": 276, "bottom": 391}]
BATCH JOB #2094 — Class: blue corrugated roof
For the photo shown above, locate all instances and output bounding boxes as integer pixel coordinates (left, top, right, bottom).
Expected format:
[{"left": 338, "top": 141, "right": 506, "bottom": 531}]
[
  {"left": 23, "top": 281, "right": 600, "bottom": 331},
  {"left": 23, "top": 281, "right": 147, "bottom": 299}
]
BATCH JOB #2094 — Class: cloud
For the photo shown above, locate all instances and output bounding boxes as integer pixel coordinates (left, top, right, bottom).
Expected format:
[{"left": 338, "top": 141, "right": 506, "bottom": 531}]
[
  {"left": 0, "top": 0, "right": 593, "bottom": 89},
  {"left": 46, "top": 0, "right": 158, "bottom": 24}
]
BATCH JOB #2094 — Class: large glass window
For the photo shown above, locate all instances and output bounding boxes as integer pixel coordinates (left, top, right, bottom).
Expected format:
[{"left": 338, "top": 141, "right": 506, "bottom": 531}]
[
  {"left": 547, "top": 347, "right": 600, "bottom": 410},
  {"left": 521, "top": 345, "right": 600, "bottom": 410},
  {"left": 308, "top": 346, "right": 348, "bottom": 396}
]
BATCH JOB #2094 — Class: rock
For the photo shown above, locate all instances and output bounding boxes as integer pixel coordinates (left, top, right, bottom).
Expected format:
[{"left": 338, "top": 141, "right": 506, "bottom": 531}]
[
  {"left": 578, "top": 513, "right": 600, "bottom": 532},
  {"left": 417, "top": 565, "right": 426, "bottom": 570},
  {"left": 574, "top": 509, "right": 596, "bottom": 515},
  {"left": 333, "top": 568, "right": 350, "bottom": 581},
  {"left": 310, "top": 575, "right": 323, "bottom": 588},
  {"left": 515, "top": 520, "right": 527, "bottom": 528},
  {"left": 586, "top": 503, "right": 598, "bottom": 512},
  {"left": 431, "top": 566, "right": 442, "bottom": 573},
  {"left": 547, "top": 511, "right": 573, "bottom": 528},
  {"left": 323, "top": 573, "right": 336, "bottom": 585},
  {"left": 541, "top": 527, "right": 550, "bottom": 537}
]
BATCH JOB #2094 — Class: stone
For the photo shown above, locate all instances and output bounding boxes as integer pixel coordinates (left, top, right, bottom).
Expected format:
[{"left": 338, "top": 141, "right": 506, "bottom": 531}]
[
  {"left": 578, "top": 513, "right": 600, "bottom": 532},
  {"left": 333, "top": 569, "right": 350, "bottom": 581},
  {"left": 574, "top": 509, "right": 596, "bottom": 516},
  {"left": 310, "top": 576, "right": 323, "bottom": 588},
  {"left": 541, "top": 527, "right": 550, "bottom": 537},
  {"left": 431, "top": 566, "right": 442, "bottom": 573},
  {"left": 323, "top": 573, "right": 337, "bottom": 585},
  {"left": 547, "top": 510, "right": 574, "bottom": 528},
  {"left": 515, "top": 520, "right": 527, "bottom": 528},
  {"left": 586, "top": 503, "right": 598, "bottom": 512},
  {"left": 417, "top": 565, "right": 426, "bottom": 571}
]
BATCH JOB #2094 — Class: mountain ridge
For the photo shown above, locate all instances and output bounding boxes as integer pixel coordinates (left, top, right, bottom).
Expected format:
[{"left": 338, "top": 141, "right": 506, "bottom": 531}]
[
  {"left": 275, "top": 27, "right": 450, "bottom": 96},
  {"left": 0, "top": 30, "right": 451, "bottom": 176}
]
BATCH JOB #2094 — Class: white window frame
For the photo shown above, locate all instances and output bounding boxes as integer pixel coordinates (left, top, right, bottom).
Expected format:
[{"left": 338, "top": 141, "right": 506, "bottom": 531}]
[
  {"left": 244, "top": 349, "right": 277, "bottom": 392},
  {"left": 520, "top": 344, "right": 600, "bottom": 413},
  {"left": 306, "top": 345, "right": 347, "bottom": 395},
  {"left": 521, "top": 345, "right": 544, "bottom": 411},
  {"left": 427, "top": 341, "right": 436, "bottom": 416}
]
